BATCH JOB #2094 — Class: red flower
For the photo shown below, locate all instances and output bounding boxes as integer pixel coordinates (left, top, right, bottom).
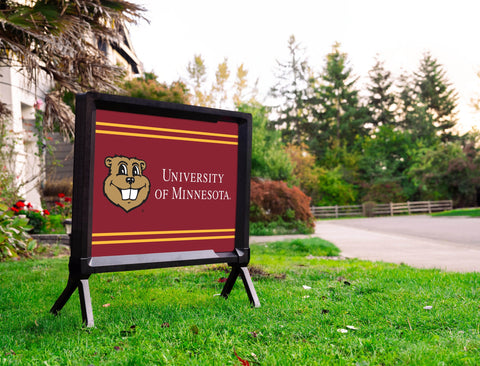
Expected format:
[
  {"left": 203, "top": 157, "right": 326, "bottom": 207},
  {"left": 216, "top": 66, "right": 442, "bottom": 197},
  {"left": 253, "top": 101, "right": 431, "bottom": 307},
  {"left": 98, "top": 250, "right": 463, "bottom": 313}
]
[
  {"left": 65, "top": 197, "right": 72, "bottom": 203},
  {"left": 26, "top": 202, "right": 33, "bottom": 208},
  {"left": 43, "top": 209, "right": 50, "bottom": 215},
  {"left": 16, "top": 201, "right": 25, "bottom": 208},
  {"left": 11, "top": 207, "right": 19, "bottom": 213},
  {"left": 55, "top": 201, "right": 65, "bottom": 208},
  {"left": 218, "top": 277, "right": 228, "bottom": 283},
  {"left": 58, "top": 193, "right": 65, "bottom": 198}
]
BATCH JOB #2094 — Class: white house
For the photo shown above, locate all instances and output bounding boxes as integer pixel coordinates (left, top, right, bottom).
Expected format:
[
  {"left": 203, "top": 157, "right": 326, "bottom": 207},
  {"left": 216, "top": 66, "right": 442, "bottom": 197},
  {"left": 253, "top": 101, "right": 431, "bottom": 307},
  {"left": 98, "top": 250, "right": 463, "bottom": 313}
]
[{"left": 0, "top": 65, "right": 50, "bottom": 209}]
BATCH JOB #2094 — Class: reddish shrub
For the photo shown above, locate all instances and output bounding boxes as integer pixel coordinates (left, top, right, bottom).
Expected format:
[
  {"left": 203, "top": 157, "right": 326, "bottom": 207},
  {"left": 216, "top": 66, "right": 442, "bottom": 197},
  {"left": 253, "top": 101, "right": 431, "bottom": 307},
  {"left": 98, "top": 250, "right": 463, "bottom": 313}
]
[{"left": 250, "top": 179, "right": 314, "bottom": 229}]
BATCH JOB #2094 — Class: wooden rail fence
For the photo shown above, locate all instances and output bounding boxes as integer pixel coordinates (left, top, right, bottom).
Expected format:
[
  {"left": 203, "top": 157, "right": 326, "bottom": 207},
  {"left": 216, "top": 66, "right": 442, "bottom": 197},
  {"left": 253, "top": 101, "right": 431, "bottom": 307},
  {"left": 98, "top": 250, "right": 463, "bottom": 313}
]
[{"left": 310, "top": 200, "right": 453, "bottom": 219}]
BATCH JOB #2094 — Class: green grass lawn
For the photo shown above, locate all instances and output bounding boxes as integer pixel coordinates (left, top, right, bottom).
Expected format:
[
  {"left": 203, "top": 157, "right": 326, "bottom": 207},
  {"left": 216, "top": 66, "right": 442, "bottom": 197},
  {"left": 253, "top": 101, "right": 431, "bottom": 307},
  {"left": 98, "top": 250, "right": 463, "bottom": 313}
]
[
  {"left": 1, "top": 238, "right": 480, "bottom": 365},
  {"left": 433, "top": 208, "right": 480, "bottom": 217}
]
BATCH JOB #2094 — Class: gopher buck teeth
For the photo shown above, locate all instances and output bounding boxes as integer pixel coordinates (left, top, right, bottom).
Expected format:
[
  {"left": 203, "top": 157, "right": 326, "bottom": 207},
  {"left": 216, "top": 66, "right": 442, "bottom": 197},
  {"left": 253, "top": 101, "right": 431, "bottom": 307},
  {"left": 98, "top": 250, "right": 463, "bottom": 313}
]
[{"left": 121, "top": 188, "right": 139, "bottom": 200}]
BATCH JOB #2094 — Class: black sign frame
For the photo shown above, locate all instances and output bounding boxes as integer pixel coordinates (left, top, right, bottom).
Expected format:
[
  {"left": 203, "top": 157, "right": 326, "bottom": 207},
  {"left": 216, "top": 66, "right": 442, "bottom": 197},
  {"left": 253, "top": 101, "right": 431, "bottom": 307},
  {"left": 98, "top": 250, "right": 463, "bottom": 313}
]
[{"left": 50, "top": 92, "right": 259, "bottom": 327}]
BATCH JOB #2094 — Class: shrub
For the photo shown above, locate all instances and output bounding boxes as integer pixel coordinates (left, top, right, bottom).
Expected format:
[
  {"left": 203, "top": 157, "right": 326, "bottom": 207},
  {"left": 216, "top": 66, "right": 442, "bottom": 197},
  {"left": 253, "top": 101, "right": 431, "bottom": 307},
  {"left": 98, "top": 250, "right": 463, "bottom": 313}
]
[
  {"left": 44, "top": 214, "right": 66, "bottom": 234},
  {"left": 314, "top": 167, "right": 357, "bottom": 206},
  {"left": 362, "top": 201, "right": 377, "bottom": 218},
  {"left": 49, "top": 193, "right": 72, "bottom": 218},
  {"left": 10, "top": 200, "right": 51, "bottom": 234},
  {"left": 361, "top": 180, "right": 407, "bottom": 204},
  {"left": 250, "top": 179, "right": 314, "bottom": 234},
  {"left": 0, "top": 203, "right": 37, "bottom": 260},
  {"left": 25, "top": 210, "right": 47, "bottom": 233}
]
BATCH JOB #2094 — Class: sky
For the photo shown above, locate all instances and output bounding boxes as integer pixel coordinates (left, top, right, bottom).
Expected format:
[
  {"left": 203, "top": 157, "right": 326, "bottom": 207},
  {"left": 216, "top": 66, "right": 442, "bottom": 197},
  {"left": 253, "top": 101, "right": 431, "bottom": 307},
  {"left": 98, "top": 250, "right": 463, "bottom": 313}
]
[{"left": 129, "top": 0, "right": 480, "bottom": 133}]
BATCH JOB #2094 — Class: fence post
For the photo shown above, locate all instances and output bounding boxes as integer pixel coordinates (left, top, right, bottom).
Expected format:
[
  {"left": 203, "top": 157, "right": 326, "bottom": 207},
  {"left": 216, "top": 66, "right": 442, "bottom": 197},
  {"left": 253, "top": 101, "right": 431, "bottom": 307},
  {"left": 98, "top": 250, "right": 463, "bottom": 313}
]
[
  {"left": 407, "top": 201, "right": 411, "bottom": 215},
  {"left": 390, "top": 202, "right": 393, "bottom": 216},
  {"left": 427, "top": 201, "right": 431, "bottom": 214},
  {"left": 335, "top": 205, "right": 339, "bottom": 219}
]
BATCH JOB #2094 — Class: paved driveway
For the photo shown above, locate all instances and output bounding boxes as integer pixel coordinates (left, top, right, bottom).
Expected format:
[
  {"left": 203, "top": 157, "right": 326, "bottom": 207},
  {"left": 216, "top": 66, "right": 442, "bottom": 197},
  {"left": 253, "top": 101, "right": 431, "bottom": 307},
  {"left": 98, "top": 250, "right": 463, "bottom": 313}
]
[
  {"left": 251, "top": 215, "right": 480, "bottom": 272},
  {"left": 323, "top": 215, "right": 480, "bottom": 246}
]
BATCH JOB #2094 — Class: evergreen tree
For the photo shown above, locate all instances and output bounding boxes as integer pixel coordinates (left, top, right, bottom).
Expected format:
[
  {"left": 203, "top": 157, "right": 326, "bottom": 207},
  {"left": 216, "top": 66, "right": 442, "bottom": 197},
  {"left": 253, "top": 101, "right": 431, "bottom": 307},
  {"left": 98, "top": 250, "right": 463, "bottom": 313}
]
[
  {"left": 270, "top": 35, "right": 311, "bottom": 145},
  {"left": 397, "top": 71, "right": 438, "bottom": 145},
  {"left": 366, "top": 57, "right": 397, "bottom": 130},
  {"left": 307, "top": 42, "right": 369, "bottom": 161},
  {"left": 398, "top": 53, "right": 458, "bottom": 144},
  {"left": 414, "top": 53, "right": 458, "bottom": 142}
]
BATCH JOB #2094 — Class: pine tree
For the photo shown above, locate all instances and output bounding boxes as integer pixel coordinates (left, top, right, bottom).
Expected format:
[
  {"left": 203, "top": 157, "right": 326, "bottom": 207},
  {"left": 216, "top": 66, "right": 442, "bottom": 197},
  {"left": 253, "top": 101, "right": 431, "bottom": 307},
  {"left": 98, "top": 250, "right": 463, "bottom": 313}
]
[
  {"left": 414, "top": 53, "right": 458, "bottom": 142},
  {"left": 366, "top": 57, "right": 397, "bottom": 130},
  {"left": 307, "top": 42, "right": 368, "bottom": 161},
  {"left": 398, "top": 71, "right": 437, "bottom": 145},
  {"left": 270, "top": 35, "right": 311, "bottom": 145},
  {"left": 397, "top": 53, "right": 458, "bottom": 144}
]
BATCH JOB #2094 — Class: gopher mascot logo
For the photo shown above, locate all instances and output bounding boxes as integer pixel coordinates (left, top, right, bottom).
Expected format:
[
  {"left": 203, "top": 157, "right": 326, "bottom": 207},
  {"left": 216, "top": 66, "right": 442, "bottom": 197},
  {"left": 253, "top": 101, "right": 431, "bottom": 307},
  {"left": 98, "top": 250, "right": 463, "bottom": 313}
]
[{"left": 103, "top": 155, "right": 150, "bottom": 212}]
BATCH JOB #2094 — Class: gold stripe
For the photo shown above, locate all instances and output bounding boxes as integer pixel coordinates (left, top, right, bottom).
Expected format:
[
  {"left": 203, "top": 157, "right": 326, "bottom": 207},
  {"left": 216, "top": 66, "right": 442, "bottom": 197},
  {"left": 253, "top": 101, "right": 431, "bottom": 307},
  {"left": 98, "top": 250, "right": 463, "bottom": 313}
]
[
  {"left": 92, "top": 235, "right": 235, "bottom": 245},
  {"left": 96, "top": 121, "right": 238, "bottom": 139},
  {"left": 96, "top": 129, "right": 238, "bottom": 145},
  {"left": 92, "top": 228, "right": 235, "bottom": 237}
]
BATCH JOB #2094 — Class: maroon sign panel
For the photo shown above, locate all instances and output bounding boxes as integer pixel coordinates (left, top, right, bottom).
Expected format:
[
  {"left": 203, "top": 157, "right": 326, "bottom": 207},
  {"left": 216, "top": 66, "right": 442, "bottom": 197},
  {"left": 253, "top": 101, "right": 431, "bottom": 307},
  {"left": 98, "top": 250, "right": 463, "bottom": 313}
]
[{"left": 91, "top": 109, "right": 239, "bottom": 257}]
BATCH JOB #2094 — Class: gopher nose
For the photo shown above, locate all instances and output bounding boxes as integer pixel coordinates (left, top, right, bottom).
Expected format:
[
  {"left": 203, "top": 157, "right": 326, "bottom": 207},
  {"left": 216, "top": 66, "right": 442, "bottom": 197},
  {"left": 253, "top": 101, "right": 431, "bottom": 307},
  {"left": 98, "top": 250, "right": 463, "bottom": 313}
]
[{"left": 126, "top": 177, "right": 135, "bottom": 185}]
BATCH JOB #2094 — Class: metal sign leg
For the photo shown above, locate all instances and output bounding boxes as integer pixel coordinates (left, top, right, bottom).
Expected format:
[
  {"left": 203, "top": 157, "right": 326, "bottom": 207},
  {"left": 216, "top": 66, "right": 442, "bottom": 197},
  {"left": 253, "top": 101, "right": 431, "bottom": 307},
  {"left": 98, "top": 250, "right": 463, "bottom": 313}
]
[
  {"left": 221, "top": 266, "right": 260, "bottom": 308},
  {"left": 50, "top": 274, "right": 94, "bottom": 327},
  {"left": 78, "top": 278, "right": 94, "bottom": 327}
]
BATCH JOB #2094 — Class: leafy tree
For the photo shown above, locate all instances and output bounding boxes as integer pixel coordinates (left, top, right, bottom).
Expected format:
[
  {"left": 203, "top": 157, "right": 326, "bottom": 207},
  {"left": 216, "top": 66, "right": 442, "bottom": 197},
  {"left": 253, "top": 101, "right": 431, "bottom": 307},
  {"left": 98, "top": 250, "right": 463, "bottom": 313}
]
[
  {"left": 238, "top": 103, "right": 292, "bottom": 181},
  {"left": 233, "top": 64, "right": 250, "bottom": 107},
  {"left": 186, "top": 54, "right": 211, "bottom": 107},
  {"left": 270, "top": 35, "right": 311, "bottom": 145},
  {"left": 210, "top": 58, "right": 230, "bottom": 108},
  {"left": 366, "top": 57, "right": 397, "bottom": 130},
  {"left": 359, "top": 126, "right": 412, "bottom": 184},
  {"left": 314, "top": 167, "right": 357, "bottom": 206},
  {"left": 185, "top": 56, "right": 256, "bottom": 108},
  {"left": 408, "top": 141, "right": 479, "bottom": 206},
  {"left": 358, "top": 126, "right": 414, "bottom": 202},
  {"left": 0, "top": 0, "right": 145, "bottom": 135},
  {"left": 121, "top": 72, "right": 189, "bottom": 104},
  {"left": 307, "top": 42, "right": 369, "bottom": 162},
  {"left": 285, "top": 144, "right": 357, "bottom": 206},
  {"left": 286, "top": 143, "right": 320, "bottom": 201}
]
